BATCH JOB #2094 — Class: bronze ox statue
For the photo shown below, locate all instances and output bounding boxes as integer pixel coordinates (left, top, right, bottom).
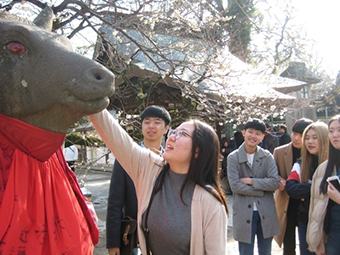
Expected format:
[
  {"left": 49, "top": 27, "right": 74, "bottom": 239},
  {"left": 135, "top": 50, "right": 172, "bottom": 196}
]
[{"left": 0, "top": 7, "right": 115, "bottom": 254}]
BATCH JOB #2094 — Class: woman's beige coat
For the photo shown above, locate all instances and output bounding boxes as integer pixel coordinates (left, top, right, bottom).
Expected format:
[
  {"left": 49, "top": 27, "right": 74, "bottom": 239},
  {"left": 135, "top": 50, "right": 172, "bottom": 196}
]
[
  {"left": 89, "top": 110, "right": 228, "bottom": 255},
  {"left": 306, "top": 161, "right": 335, "bottom": 252}
]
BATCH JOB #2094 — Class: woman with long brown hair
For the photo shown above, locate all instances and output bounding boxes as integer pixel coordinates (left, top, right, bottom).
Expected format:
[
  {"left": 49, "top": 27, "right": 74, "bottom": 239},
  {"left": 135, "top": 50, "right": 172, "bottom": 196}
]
[
  {"left": 90, "top": 109, "right": 228, "bottom": 255},
  {"left": 286, "top": 122, "right": 329, "bottom": 255},
  {"left": 307, "top": 115, "right": 340, "bottom": 255}
]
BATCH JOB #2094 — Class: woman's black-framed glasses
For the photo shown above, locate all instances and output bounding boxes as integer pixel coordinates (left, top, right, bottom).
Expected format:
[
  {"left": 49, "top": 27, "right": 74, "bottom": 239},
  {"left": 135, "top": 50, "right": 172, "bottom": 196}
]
[{"left": 168, "top": 129, "right": 192, "bottom": 140}]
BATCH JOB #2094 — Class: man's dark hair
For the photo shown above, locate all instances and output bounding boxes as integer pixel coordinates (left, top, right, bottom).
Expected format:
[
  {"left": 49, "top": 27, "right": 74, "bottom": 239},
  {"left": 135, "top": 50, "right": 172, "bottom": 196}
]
[
  {"left": 291, "top": 118, "right": 313, "bottom": 135},
  {"left": 244, "top": 119, "right": 266, "bottom": 134},
  {"left": 279, "top": 124, "right": 287, "bottom": 133},
  {"left": 233, "top": 131, "right": 244, "bottom": 148},
  {"left": 140, "top": 105, "right": 171, "bottom": 126}
]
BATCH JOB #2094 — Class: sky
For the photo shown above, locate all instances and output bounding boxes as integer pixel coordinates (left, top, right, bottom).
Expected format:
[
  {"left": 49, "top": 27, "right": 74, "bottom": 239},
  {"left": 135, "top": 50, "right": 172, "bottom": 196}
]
[
  {"left": 252, "top": 0, "right": 339, "bottom": 78},
  {"left": 12, "top": 0, "right": 339, "bottom": 78},
  {"left": 294, "top": 0, "right": 339, "bottom": 76}
]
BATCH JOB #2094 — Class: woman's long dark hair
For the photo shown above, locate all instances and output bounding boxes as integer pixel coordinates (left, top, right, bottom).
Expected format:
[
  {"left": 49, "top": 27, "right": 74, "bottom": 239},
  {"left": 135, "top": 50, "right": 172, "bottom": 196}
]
[
  {"left": 157, "top": 119, "right": 229, "bottom": 215},
  {"left": 320, "top": 115, "right": 340, "bottom": 194}
]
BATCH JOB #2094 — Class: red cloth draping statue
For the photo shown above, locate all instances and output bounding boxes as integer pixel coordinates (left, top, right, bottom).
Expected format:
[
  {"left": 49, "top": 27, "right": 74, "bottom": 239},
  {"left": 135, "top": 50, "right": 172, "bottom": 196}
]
[
  {"left": 0, "top": 114, "right": 98, "bottom": 254},
  {"left": 0, "top": 7, "right": 114, "bottom": 254}
]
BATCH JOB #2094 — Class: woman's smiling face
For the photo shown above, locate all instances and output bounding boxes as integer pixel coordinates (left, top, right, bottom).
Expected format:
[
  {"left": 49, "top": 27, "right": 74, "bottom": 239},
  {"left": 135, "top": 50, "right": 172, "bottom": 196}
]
[
  {"left": 329, "top": 120, "right": 340, "bottom": 150},
  {"left": 304, "top": 128, "right": 319, "bottom": 155},
  {"left": 163, "top": 121, "right": 194, "bottom": 171}
]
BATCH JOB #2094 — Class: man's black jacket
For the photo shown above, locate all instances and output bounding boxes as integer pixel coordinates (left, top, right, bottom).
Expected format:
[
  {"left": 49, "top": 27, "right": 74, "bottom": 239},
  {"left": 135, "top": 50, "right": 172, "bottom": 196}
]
[{"left": 106, "top": 160, "right": 138, "bottom": 248}]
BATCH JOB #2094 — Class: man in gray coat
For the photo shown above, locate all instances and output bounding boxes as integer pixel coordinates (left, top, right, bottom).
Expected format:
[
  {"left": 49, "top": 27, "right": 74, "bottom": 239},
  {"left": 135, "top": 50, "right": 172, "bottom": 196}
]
[{"left": 228, "top": 119, "right": 280, "bottom": 255}]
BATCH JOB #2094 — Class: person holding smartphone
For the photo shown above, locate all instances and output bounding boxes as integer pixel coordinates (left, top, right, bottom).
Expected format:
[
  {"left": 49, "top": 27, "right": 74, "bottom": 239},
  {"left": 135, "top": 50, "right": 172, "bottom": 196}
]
[
  {"left": 285, "top": 122, "right": 329, "bottom": 255},
  {"left": 307, "top": 114, "right": 340, "bottom": 255}
]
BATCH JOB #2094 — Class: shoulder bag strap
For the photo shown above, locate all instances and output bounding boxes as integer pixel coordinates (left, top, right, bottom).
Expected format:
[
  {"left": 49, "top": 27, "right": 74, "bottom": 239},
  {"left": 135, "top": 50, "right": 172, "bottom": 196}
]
[{"left": 143, "top": 169, "right": 164, "bottom": 255}]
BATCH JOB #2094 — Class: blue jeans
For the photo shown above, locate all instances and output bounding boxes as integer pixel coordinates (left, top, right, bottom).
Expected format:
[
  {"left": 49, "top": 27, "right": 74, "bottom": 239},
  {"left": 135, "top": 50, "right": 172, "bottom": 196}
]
[
  {"left": 238, "top": 211, "right": 272, "bottom": 255},
  {"left": 298, "top": 221, "right": 315, "bottom": 255},
  {"left": 326, "top": 231, "right": 340, "bottom": 255}
]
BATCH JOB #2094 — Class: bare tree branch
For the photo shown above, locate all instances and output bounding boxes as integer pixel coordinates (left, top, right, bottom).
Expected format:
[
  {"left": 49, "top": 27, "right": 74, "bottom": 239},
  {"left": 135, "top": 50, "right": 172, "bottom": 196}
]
[{"left": 3, "top": 0, "right": 314, "bottom": 127}]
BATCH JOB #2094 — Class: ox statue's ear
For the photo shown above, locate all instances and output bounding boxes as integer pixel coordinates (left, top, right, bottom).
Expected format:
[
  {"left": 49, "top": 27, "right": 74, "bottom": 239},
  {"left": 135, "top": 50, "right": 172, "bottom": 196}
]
[{"left": 33, "top": 6, "right": 54, "bottom": 31}]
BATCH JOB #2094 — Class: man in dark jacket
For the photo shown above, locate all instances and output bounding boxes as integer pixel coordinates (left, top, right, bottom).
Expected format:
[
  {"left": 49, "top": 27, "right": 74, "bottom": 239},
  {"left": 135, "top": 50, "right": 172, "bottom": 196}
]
[
  {"left": 106, "top": 106, "right": 171, "bottom": 255},
  {"left": 262, "top": 123, "right": 280, "bottom": 154},
  {"left": 278, "top": 124, "right": 291, "bottom": 146}
]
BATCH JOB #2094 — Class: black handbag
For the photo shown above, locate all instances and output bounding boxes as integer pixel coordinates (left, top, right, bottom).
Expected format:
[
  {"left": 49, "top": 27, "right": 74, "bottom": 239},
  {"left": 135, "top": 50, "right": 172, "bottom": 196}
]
[{"left": 121, "top": 216, "right": 139, "bottom": 255}]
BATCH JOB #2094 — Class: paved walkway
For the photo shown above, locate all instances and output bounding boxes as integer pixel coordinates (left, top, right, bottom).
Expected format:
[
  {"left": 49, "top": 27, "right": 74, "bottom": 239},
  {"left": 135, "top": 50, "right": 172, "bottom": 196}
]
[{"left": 225, "top": 195, "right": 287, "bottom": 254}]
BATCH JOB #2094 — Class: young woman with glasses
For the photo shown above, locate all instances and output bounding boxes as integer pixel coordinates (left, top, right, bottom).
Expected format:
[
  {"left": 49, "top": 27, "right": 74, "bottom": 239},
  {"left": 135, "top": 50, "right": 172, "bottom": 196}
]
[{"left": 89, "top": 109, "right": 228, "bottom": 255}]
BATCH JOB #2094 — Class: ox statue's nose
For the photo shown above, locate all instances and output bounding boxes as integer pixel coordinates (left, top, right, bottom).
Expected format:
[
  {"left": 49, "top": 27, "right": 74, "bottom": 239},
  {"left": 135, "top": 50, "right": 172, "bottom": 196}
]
[
  {"left": 83, "top": 66, "right": 115, "bottom": 98},
  {"left": 85, "top": 66, "right": 115, "bottom": 84}
]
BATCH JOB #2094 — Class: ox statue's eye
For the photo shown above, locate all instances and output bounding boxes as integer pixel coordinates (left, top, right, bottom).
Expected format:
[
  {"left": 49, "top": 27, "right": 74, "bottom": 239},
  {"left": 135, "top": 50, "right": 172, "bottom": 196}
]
[{"left": 6, "top": 42, "right": 27, "bottom": 55}]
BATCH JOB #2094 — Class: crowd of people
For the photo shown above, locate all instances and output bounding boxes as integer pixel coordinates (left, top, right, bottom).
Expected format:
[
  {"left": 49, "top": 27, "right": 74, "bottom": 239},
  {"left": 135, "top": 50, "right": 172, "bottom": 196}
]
[{"left": 87, "top": 106, "right": 340, "bottom": 255}]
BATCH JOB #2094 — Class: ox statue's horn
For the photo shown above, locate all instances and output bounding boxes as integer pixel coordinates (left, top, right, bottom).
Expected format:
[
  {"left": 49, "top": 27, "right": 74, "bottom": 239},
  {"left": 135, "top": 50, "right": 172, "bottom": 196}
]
[{"left": 33, "top": 6, "right": 54, "bottom": 31}]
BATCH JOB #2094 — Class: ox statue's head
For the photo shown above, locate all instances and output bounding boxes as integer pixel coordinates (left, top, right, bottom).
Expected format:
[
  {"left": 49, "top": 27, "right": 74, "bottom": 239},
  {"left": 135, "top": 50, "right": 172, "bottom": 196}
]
[{"left": 0, "top": 7, "right": 115, "bottom": 133}]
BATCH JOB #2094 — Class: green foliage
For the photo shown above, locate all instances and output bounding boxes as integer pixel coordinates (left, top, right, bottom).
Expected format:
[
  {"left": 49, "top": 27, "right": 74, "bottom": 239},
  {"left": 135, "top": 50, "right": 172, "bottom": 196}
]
[
  {"left": 227, "top": 0, "right": 256, "bottom": 61},
  {"left": 75, "top": 116, "right": 89, "bottom": 126}
]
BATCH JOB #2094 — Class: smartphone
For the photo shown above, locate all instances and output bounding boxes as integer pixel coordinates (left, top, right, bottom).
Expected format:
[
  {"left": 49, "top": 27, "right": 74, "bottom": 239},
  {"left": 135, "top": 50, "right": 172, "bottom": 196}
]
[{"left": 327, "top": 175, "right": 340, "bottom": 192}]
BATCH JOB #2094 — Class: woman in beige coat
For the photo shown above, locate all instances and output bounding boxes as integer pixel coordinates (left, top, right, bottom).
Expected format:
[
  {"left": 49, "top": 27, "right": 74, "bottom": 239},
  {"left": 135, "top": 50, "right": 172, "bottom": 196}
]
[
  {"left": 307, "top": 115, "right": 340, "bottom": 255},
  {"left": 90, "top": 109, "right": 228, "bottom": 255}
]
